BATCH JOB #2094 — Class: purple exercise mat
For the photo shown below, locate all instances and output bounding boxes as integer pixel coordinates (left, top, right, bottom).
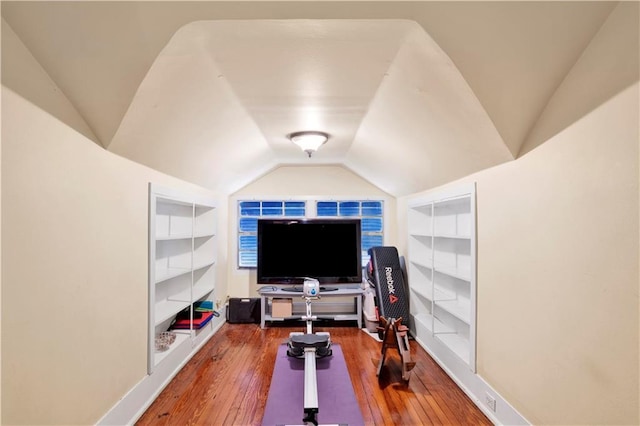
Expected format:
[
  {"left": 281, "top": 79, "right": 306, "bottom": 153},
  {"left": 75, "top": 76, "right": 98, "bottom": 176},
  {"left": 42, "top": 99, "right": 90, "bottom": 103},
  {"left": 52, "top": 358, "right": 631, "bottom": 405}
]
[{"left": 262, "top": 343, "right": 365, "bottom": 426}]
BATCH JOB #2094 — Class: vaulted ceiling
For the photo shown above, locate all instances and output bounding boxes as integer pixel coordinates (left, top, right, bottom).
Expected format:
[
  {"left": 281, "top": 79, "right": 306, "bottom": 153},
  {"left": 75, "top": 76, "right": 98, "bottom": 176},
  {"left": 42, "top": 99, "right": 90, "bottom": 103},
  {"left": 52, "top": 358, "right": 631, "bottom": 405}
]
[{"left": 1, "top": 1, "right": 617, "bottom": 196}]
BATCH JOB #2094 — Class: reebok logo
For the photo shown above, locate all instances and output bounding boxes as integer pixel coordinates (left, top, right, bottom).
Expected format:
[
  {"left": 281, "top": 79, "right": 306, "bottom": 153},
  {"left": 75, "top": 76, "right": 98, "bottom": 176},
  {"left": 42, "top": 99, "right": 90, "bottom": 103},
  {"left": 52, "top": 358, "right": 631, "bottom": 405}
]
[{"left": 385, "top": 266, "right": 398, "bottom": 304}]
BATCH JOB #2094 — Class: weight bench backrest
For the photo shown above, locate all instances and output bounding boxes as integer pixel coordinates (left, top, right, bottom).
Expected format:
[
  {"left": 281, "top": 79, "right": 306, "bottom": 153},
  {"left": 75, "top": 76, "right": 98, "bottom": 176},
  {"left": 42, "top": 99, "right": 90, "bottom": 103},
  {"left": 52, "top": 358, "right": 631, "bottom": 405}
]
[{"left": 367, "top": 246, "right": 410, "bottom": 322}]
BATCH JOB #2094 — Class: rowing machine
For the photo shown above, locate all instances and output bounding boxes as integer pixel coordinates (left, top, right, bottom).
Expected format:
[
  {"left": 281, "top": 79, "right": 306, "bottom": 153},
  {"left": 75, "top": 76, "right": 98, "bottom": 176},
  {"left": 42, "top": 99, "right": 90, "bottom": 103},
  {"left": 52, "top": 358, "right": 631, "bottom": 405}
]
[{"left": 287, "top": 278, "right": 332, "bottom": 426}]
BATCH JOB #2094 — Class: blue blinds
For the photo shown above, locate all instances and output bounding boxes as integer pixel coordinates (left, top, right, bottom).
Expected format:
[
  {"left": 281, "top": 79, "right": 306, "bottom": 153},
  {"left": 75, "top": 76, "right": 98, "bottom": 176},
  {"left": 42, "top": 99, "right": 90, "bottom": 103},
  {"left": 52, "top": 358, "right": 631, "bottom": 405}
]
[
  {"left": 238, "top": 199, "right": 383, "bottom": 268},
  {"left": 316, "top": 200, "right": 384, "bottom": 264},
  {"left": 238, "top": 201, "right": 306, "bottom": 267}
]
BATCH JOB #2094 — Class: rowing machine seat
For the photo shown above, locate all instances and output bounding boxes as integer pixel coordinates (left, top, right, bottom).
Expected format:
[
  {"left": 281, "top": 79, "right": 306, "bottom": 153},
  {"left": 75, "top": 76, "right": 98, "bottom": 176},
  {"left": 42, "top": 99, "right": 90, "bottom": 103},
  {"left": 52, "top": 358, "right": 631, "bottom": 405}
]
[{"left": 288, "top": 333, "right": 332, "bottom": 358}]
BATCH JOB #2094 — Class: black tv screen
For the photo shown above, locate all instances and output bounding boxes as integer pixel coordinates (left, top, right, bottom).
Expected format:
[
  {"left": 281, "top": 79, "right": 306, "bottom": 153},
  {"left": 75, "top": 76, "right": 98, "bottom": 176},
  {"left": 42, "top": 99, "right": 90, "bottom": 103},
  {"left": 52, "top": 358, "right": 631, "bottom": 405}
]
[{"left": 257, "top": 219, "right": 362, "bottom": 285}]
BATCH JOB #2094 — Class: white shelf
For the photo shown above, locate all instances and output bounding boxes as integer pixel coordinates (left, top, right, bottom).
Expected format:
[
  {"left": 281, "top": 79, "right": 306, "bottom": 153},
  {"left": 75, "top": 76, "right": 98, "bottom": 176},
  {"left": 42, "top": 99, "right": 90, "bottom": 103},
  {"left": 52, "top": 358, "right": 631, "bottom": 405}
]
[
  {"left": 264, "top": 313, "right": 359, "bottom": 322},
  {"left": 434, "top": 264, "right": 472, "bottom": 282},
  {"left": 407, "top": 182, "right": 476, "bottom": 372},
  {"left": 167, "top": 286, "right": 192, "bottom": 302},
  {"left": 411, "top": 286, "right": 431, "bottom": 302},
  {"left": 435, "top": 298, "right": 471, "bottom": 324},
  {"left": 155, "top": 266, "right": 191, "bottom": 284},
  {"left": 410, "top": 231, "right": 434, "bottom": 238},
  {"left": 156, "top": 233, "right": 192, "bottom": 241},
  {"left": 155, "top": 299, "right": 190, "bottom": 325},
  {"left": 153, "top": 331, "right": 191, "bottom": 366},
  {"left": 413, "top": 312, "right": 432, "bottom": 330},
  {"left": 410, "top": 282, "right": 455, "bottom": 303},
  {"left": 411, "top": 258, "right": 434, "bottom": 270},
  {"left": 193, "top": 260, "right": 215, "bottom": 272},
  {"left": 193, "top": 282, "right": 215, "bottom": 302},
  {"left": 436, "top": 333, "right": 470, "bottom": 365},
  {"left": 157, "top": 196, "right": 192, "bottom": 207},
  {"left": 194, "top": 232, "right": 215, "bottom": 239},
  {"left": 331, "top": 314, "right": 359, "bottom": 321},
  {"left": 413, "top": 232, "right": 472, "bottom": 241},
  {"left": 149, "top": 183, "right": 218, "bottom": 374},
  {"left": 192, "top": 319, "right": 218, "bottom": 348},
  {"left": 433, "top": 233, "right": 471, "bottom": 240},
  {"left": 413, "top": 312, "right": 453, "bottom": 334},
  {"left": 411, "top": 204, "right": 433, "bottom": 214}
]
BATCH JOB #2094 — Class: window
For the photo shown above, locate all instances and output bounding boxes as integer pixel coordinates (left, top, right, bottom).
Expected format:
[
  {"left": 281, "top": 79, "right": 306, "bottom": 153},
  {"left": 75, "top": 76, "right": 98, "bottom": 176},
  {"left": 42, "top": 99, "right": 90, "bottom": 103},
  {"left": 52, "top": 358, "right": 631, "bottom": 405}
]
[
  {"left": 238, "top": 201, "right": 306, "bottom": 267},
  {"left": 317, "top": 200, "right": 384, "bottom": 264},
  {"left": 238, "top": 199, "right": 384, "bottom": 268}
]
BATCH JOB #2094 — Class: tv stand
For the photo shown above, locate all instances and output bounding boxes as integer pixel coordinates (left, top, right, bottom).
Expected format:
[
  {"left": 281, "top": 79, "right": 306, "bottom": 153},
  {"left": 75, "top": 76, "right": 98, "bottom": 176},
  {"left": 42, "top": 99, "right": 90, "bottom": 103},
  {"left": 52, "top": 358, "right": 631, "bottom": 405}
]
[
  {"left": 287, "top": 286, "right": 339, "bottom": 293},
  {"left": 259, "top": 287, "right": 364, "bottom": 329}
]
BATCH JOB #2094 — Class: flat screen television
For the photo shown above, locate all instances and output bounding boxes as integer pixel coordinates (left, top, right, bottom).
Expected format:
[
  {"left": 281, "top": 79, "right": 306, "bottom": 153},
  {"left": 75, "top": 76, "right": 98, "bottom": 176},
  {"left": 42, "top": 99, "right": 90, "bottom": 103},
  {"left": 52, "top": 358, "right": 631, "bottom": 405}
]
[{"left": 257, "top": 218, "right": 362, "bottom": 287}]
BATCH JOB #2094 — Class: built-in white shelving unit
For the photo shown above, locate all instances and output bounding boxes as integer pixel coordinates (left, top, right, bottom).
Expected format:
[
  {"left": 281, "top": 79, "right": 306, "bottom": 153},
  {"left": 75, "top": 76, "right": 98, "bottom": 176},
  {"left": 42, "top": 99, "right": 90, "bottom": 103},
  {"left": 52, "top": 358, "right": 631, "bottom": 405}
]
[
  {"left": 148, "top": 184, "right": 220, "bottom": 374},
  {"left": 407, "top": 183, "right": 476, "bottom": 371}
]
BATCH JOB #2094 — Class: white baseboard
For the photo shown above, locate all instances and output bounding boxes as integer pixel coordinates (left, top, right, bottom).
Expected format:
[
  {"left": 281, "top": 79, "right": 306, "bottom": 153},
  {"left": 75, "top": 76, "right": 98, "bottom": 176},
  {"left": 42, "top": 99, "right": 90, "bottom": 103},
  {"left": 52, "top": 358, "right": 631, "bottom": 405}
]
[
  {"left": 97, "top": 318, "right": 225, "bottom": 425},
  {"left": 412, "top": 331, "right": 530, "bottom": 425}
]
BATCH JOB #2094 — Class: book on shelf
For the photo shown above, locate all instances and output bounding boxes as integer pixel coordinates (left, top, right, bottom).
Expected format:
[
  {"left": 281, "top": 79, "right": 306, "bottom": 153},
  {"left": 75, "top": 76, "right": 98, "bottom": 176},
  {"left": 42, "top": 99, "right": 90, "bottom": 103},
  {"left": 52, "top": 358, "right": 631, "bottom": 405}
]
[
  {"left": 171, "top": 311, "right": 214, "bottom": 329},
  {"left": 194, "top": 300, "right": 214, "bottom": 312}
]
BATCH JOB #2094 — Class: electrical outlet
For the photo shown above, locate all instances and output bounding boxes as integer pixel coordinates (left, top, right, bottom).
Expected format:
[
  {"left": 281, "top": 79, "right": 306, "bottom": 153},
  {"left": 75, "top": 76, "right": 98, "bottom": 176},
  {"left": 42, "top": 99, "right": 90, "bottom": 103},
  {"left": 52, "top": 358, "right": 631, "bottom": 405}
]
[{"left": 485, "top": 393, "right": 497, "bottom": 412}]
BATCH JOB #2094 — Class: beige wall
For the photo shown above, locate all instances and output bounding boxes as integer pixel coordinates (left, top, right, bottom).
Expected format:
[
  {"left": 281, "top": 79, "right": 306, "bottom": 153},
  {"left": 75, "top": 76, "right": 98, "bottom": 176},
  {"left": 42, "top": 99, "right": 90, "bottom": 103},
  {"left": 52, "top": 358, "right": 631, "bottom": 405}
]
[
  {"left": 1, "top": 86, "right": 223, "bottom": 425},
  {"left": 479, "top": 83, "right": 637, "bottom": 425},
  {"left": 1, "top": 30, "right": 225, "bottom": 425},
  {"left": 399, "top": 4, "right": 639, "bottom": 423},
  {"left": 0, "top": 56, "right": 3, "bottom": 423},
  {"left": 399, "top": 84, "right": 639, "bottom": 426},
  {"left": 476, "top": 5, "right": 638, "bottom": 423},
  {"left": 228, "top": 165, "right": 396, "bottom": 297}
]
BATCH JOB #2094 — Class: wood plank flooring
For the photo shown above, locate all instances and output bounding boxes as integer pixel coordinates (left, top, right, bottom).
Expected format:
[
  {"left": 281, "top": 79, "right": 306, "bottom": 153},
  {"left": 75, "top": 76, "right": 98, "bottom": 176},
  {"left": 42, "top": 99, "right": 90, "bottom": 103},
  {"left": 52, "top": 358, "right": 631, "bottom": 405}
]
[{"left": 137, "top": 323, "right": 491, "bottom": 425}]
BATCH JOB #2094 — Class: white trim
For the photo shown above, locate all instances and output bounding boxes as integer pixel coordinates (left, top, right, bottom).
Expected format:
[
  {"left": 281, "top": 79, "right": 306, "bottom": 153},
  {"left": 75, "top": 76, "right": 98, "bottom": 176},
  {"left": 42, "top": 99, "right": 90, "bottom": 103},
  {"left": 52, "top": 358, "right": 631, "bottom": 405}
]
[
  {"left": 97, "top": 318, "right": 225, "bottom": 426},
  {"left": 151, "top": 183, "right": 217, "bottom": 208},
  {"left": 407, "top": 182, "right": 477, "bottom": 208},
  {"left": 411, "top": 323, "right": 530, "bottom": 426}
]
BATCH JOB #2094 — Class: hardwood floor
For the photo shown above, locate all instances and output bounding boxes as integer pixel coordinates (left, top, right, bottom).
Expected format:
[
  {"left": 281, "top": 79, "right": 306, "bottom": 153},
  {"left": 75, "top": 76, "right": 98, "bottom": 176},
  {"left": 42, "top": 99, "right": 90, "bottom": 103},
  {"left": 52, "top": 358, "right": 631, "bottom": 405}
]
[{"left": 137, "top": 323, "right": 491, "bottom": 425}]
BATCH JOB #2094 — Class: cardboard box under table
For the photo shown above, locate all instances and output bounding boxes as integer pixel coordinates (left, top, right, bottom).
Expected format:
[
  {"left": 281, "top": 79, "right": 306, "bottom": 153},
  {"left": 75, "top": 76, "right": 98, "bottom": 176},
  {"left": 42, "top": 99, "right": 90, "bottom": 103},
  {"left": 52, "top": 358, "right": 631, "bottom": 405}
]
[{"left": 271, "top": 298, "right": 293, "bottom": 318}]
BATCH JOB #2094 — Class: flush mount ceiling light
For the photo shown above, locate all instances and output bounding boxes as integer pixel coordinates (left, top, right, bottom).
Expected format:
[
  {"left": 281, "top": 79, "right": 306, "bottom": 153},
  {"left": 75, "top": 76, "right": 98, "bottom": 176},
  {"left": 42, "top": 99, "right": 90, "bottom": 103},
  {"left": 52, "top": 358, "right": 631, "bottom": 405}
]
[{"left": 289, "top": 131, "right": 329, "bottom": 158}]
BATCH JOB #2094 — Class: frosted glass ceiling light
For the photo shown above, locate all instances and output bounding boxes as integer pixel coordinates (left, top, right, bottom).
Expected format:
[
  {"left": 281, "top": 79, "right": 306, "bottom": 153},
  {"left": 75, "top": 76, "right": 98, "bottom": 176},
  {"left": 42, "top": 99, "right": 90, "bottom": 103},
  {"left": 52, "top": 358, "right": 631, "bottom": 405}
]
[{"left": 289, "top": 131, "right": 329, "bottom": 158}]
